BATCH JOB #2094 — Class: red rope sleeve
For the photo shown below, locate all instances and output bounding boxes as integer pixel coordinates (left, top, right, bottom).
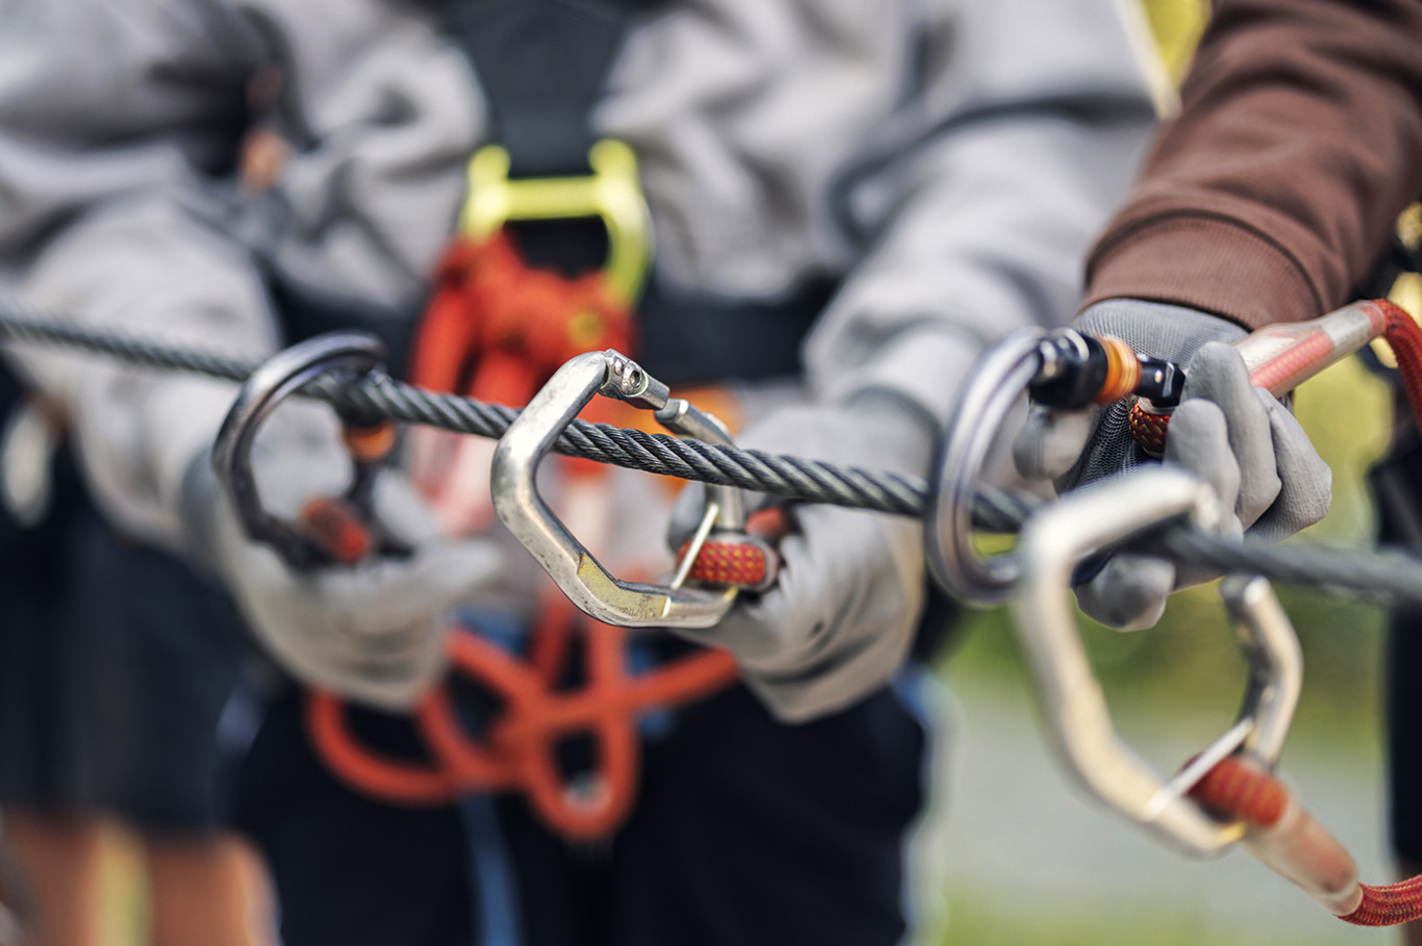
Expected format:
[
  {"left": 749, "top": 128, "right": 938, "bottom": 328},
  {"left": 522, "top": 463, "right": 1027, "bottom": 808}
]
[{"left": 1190, "top": 754, "right": 1422, "bottom": 926}]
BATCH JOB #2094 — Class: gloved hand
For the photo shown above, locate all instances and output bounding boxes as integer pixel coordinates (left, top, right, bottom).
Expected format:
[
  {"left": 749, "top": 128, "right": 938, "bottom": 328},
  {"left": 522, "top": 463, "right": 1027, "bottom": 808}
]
[
  {"left": 668, "top": 396, "right": 933, "bottom": 722},
  {"left": 185, "top": 403, "right": 502, "bottom": 711},
  {"left": 1013, "top": 300, "right": 1332, "bottom": 629}
]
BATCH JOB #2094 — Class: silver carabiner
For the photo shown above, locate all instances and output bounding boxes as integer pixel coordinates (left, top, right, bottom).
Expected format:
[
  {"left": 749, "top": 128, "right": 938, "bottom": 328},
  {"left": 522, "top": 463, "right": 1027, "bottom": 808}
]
[
  {"left": 211, "top": 331, "right": 396, "bottom": 571},
  {"left": 491, "top": 349, "right": 751, "bottom": 628},
  {"left": 927, "top": 329, "right": 1049, "bottom": 605},
  {"left": 1011, "top": 466, "right": 1302, "bottom": 856}
]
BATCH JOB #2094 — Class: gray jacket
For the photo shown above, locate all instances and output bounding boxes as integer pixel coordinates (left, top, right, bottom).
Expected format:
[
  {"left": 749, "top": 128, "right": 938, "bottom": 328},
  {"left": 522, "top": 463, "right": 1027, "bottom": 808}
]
[{"left": 0, "top": 0, "right": 1158, "bottom": 547}]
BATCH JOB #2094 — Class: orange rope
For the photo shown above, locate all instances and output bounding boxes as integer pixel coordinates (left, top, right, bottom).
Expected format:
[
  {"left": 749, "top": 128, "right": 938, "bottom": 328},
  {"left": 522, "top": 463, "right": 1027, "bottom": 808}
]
[
  {"left": 1127, "top": 298, "right": 1422, "bottom": 457},
  {"left": 1189, "top": 754, "right": 1422, "bottom": 926},
  {"left": 306, "top": 529, "right": 769, "bottom": 840}
]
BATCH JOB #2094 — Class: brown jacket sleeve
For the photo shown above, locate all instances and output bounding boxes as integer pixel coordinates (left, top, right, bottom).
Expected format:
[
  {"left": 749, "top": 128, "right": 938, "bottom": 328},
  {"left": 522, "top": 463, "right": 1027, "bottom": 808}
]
[{"left": 1084, "top": 0, "right": 1422, "bottom": 329}]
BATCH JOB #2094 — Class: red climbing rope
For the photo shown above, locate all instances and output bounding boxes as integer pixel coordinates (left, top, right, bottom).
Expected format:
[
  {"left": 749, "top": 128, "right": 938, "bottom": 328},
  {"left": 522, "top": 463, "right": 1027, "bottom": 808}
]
[
  {"left": 1129, "top": 298, "right": 1422, "bottom": 457},
  {"left": 305, "top": 498, "right": 785, "bottom": 840},
  {"left": 1189, "top": 753, "right": 1422, "bottom": 925}
]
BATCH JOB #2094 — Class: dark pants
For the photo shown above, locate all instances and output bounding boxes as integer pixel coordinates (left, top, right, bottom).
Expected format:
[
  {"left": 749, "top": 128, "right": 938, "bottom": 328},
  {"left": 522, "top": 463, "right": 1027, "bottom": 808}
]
[
  {"left": 1373, "top": 421, "right": 1422, "bottom": 863},
  {"left": 0, "top": 371, "right": 247, "bottom": 833},
  {"left": 233, "top": 677, "right": 928, "bottom": 946}
]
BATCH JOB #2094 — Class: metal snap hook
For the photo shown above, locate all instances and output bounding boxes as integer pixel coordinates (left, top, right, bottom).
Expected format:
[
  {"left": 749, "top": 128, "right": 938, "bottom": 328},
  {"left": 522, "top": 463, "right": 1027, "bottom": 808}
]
[
  {"left": 491, "top": 349, "right": 750, "bottom": 628},
  {"left": 210, "top": 331, "right": 395, "bottom": 571},
  {"left": 1011, "top": 466, "right": 1302, "bottom": 857}
]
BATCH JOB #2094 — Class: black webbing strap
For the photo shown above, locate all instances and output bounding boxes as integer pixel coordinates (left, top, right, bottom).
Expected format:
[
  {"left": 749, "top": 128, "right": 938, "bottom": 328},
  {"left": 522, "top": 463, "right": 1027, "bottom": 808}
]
[
  {"left": 414, "top": 0, "right": 844, "bottom": 388},
  {"left": 429, "top": 0, "right": 652, "bottom": 177}
]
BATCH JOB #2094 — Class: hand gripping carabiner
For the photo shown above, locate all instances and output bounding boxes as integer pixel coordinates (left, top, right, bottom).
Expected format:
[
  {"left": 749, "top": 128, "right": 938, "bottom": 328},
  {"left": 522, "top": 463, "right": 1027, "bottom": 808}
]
[
  {"left": 1011, "top": 466, "right": 1302, "bottom": 857},
  {"left": 928, "top": 328, "right": 1186, "bottom": 606},
  {"left": 211, "top": 331, "right": 400, "bottom": 571},
  {"left": 492, "top": 349, "right": 757, "bottom": 628}
]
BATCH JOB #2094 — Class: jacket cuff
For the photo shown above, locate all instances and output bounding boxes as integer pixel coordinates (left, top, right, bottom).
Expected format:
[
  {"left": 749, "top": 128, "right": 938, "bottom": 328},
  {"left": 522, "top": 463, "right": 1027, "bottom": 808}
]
[{"left": 1084, "top": 214, "right": 1326, "bottom": 329}]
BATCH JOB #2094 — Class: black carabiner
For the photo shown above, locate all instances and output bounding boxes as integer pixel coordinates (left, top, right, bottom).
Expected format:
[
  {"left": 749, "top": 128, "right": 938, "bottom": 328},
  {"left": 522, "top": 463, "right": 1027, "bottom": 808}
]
[{"left": 210, "top": 332, "right": 403, "bottom": 571}]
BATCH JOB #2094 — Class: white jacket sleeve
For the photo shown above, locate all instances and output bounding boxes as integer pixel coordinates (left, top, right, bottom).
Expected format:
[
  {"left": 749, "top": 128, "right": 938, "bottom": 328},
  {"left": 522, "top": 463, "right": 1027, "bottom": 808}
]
[
  {"left": 0, "top": 0, "right": 283, "bottom": 547},
  {"left": 806, "top": 0, "right": 1162, "bottom": 426}
]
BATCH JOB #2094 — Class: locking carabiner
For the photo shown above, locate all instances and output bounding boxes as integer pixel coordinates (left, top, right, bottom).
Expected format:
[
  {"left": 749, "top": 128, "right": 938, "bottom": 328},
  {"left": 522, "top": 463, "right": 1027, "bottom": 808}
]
[
  {"left": 1011, "top": 466, "right": 1302, "bottom": 856},
  {"left": 492, "top": 349, "right": 767, "bottom": 628},
  {"left": 210, "top": 331, "right": 402, "bottom": 571}
]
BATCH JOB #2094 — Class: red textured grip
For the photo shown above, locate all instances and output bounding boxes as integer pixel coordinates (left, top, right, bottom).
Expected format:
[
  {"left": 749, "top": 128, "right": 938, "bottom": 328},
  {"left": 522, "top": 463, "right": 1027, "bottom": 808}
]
[
  {"left": 1343, "top": 876, "right": 1422, "bottom": 926},
  {"left": 1127, "top": 404, "right": 1171, "bottom": 458},
  {"left": 676, "top": 539, "right": 770, "bottom": 587},
  {"left": 1187, "top": 752, "right": 1422, "bottom": 926},
  {"left": 1187, "top": 754, "right": 1287, "bottom": 827},
  {"left": 300, "top": 497, "right": 373, "bottom": 564}
]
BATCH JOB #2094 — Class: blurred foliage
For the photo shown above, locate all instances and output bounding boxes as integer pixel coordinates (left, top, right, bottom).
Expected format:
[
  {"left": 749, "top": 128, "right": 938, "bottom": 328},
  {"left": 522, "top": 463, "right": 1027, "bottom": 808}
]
[{"left": 940, "top": 892, "right": 1356, "bottom": 946}]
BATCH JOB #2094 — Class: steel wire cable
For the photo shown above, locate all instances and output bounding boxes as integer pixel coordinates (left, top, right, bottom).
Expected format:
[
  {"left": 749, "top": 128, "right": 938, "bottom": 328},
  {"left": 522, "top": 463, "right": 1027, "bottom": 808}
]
[{"left": 3, "top": 297, "right": 1421, "bottom": 608}]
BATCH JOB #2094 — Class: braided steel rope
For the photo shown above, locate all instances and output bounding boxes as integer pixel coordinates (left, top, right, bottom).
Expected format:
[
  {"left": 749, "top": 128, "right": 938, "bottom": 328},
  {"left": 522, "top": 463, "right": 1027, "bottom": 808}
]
[
  {"left": 3, "top": 298, "right": 1421, "bottom": 608},
  {"left": 0, "top": 300, "right": 926, "bottom": 515}
]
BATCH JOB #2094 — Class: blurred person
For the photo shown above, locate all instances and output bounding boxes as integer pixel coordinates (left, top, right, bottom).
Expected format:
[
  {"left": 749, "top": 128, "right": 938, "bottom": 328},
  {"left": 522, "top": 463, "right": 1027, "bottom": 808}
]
[
  {"left": 1010, "top": 0, "right": 1422, "bottom": 938},
  {"left": 0, "top": 361, "right": 266, "bottom": 946},
  {"left": 0, "top": 0, "right": 1159, "bottom": 943}
]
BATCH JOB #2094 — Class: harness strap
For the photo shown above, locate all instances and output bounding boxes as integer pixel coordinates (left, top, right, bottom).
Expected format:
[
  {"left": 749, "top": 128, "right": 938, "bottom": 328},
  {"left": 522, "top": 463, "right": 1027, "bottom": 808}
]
[{"left": 429, "top": 0, "right": 652, "bottom": 178}]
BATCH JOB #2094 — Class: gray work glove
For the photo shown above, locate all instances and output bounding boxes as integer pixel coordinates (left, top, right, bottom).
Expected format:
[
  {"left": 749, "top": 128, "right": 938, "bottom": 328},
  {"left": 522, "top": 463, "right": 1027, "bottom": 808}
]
[
  {"left": 186, "top": 404, "right": 503, "bottom": 711},
  {"left": 669, "top": 397, "right": 933, "bottom": 723},
  {"left": 1013, "top": 300, "right": 1332, "bottom": 629}
]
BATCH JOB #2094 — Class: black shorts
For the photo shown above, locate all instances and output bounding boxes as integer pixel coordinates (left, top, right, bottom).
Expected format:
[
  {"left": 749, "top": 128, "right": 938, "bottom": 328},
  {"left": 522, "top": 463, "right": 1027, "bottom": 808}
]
[
  {"left": 1389, "top": 613, "right": 1422, "bottom": 863},
  {"left": 0, "top": 391, "right": 248, "bottom": 834},
  {"left": 233, "top": 674, "right": 929, "bottom": 946},
  {"left": 1374, "top": 426, "right": 1422, "bottom": 863}
]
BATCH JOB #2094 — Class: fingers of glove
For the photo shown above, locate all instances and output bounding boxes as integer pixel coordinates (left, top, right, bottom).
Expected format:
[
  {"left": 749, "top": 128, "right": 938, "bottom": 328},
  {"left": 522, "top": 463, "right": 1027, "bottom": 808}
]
[
  {"left": 312, "top": 538, "right": 503, "bottom": 633},
  {"left": 1181, "top": 343, "right": 1279, "bottom": 526},
  {"left": 221, "top": 539, "right": 440, "bottom": 706},
  {"left": 1013, "top": 404, "right": 1098, "bottom": 481},
  {"left": 370, "top": 471, "right": 444, "bottom": 546},
  {"left": 736, "top": 399, "right": 934, "bottom": 475},
  {"left": 248, "top": 401, "right": 350, "bottom": 518},
  {"left": 1162, "top": 399, "right": 1241, "bottom": 517},
  {"left": 1076, "top": 553, "right": 1175, "bottom": 631},
  {"left": 1248, "top": 390, "right": 1333, "bottom": 542},
  {"left": 739, "top": 629, "right": 913, "bottom": 723},
  {"left": 683, "top": 505, "right": 923, "bottom": 720}
]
